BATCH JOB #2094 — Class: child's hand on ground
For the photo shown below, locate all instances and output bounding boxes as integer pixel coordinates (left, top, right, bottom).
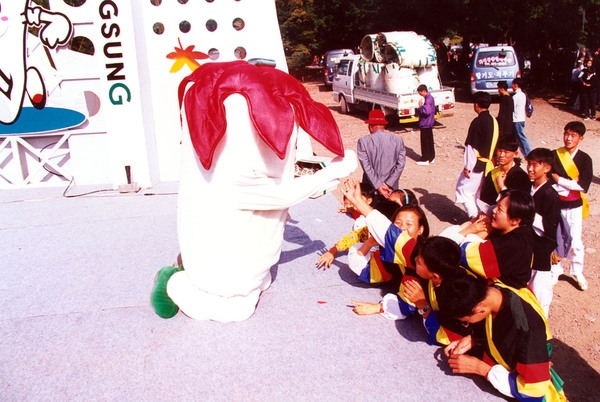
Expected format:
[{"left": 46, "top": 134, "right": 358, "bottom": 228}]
[
  {"left": 448, "top": 354, "right": 491, "bottom": 377},
  {"left": 316, "top": 252, "right": 334, "bottom": 269},
  {"left": 444, "top": 335, "right": 472, "bottom": 357},
  {"left": 349, "top": 300, "right": 381, "bottom": 315}
]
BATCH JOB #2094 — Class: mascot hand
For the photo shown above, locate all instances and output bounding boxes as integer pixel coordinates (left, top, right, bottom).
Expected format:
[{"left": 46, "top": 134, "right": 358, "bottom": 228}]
[
  {"left": 324, "top": 150, "right": 358, "bottom": 180},
  {"left": 26, "top": 7, "right": 73, "bottom": 49}
]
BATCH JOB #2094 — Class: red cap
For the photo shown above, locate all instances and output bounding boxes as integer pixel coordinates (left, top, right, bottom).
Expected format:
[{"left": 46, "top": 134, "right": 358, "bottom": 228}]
[{"left": 365, "top": 109, "right": 388, "bottom": 125}]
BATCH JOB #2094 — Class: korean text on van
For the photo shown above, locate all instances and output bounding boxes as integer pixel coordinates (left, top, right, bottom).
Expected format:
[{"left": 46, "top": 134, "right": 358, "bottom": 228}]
[{"left": 470, "top": 45, "right": 520, "bottom": 95}]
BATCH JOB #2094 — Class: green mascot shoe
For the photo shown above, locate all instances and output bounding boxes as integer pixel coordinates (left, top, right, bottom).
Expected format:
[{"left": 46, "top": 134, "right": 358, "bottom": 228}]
[{"left": 151, "top": 266, "right": 182, "bottom": 318}]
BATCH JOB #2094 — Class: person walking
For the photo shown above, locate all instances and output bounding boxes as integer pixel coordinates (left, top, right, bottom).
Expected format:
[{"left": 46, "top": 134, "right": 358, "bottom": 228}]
[
  {"left": 357, "top": 109, "right": 406, "bottom": 198},
  {"left": 496, "top": 81, "right": 515, "bottom": 144},
  {"left": 511, "top": 78, "right": 532, "bottom": 157},
  {"left": 416, "top": 84, "right": 436, "bottom": 165}
]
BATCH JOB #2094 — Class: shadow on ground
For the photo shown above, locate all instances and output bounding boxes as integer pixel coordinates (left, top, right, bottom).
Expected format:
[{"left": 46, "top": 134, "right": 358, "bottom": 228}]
[
  {"left": 401, "top": 145, "right": 421, "bottom": 163},
  {"left": 413, "top": 187, "right": 469, "bottom": 225},
  {"left": 279, "top": 219, "right": 326, "bottom": 265},
  {"left": 433, "top": 348, "right": 512, "bottom": 400},
  {"left": 550, "top": 338, "right": 600, "bottom": 401}
]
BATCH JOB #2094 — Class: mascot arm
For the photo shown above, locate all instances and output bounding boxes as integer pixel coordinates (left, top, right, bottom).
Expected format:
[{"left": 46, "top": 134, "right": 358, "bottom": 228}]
[{"left": 236, "top": 151, "right": 357, "bottom": 210}]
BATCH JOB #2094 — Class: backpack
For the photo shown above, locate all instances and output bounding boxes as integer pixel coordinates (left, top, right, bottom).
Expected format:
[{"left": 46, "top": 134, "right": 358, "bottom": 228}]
[{"left": 525, "top": 92, "right": 534, "bottom": 117}]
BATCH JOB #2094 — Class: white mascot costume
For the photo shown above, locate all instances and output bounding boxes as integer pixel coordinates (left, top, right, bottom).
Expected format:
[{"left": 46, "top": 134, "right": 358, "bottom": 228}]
[{"left": 151, "top": 61, "right": 356, "bottom": 322}]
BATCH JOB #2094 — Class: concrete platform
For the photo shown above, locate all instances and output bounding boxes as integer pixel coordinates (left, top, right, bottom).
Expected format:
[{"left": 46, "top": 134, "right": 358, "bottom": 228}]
[{"left": 0, "top": 183, "right": 504, "bottom": 400}]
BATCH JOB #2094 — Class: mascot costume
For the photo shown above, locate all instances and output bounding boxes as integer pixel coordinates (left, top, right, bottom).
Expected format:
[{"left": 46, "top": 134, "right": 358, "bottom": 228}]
[{"left": 151, "top": 60, "right": 356, "bottom": 322}]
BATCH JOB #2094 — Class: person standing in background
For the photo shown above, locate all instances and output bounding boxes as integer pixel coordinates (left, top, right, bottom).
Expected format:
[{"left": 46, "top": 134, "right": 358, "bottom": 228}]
[
  {"left": 416, "top": 84, "right": 436, "bottom": 166},
  {"left": 455, "top": 92, "right": 498, "bottom": 218},
  {"left": 357, "top": 109, "right": 406, "bottom": 198},
  {"left": 511, "top": 78, "right": 532, "bottom": 157},
  {"left": 580, "top": 58, "right": 597, "bottom": 120},
  {"left": 570, "top": 61, "right": 583, "bottom": 111},
  {"left": 496, "top": 81, "right": 515, "bottom": 144},
  {"left": 551, "top": 121, "right": 593, "bottom": 291}
]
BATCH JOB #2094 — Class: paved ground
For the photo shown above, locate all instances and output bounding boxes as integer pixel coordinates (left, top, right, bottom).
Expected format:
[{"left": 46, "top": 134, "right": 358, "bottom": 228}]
[{"left": 0, "top": 183, "right": 508, "bottom": 401}]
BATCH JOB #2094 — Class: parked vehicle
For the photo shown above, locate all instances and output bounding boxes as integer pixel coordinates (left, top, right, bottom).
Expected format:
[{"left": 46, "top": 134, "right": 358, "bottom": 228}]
[
  {"left": 332, "top": 32, "right": 454, "bottom": 124},
  {"left": 470, "top": 45, "right": 520, "bottom": 95},
  {"left": 323, "top": 49, "right": 354, "bottom": 86}
]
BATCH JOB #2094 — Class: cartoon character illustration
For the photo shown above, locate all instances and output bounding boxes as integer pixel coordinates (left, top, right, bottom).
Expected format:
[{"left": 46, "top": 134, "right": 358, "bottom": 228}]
[
  {"left": 0, "top": 1, "right": 73, "bottom": 125},
  {"left": 151, "top": 61, "right": 357, "bottom": 322}
]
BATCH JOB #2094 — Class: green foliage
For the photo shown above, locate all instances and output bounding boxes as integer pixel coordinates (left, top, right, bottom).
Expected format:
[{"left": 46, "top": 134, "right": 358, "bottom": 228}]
[
  {"left": 287, "top": 44, "right": 312, "bottom": 75},
  {"left": 275, "top": 0, "right": 600, "bottom": 77}
]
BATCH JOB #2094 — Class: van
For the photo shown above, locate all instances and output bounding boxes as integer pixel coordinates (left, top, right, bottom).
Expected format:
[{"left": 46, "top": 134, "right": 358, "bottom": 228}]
[
  {"left": 323, "top": 48, "right": 354, "bottom": 86},
  {"left": 470, "top": 45, "right": 520, "bottom": 95}
]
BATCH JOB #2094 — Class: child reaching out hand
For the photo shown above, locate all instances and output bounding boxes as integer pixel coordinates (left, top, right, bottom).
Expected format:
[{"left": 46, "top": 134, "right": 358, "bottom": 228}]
[
  {"left": 316, "top": 182, "right": 376, "bottom": 269},
  {"left": 316, "top": 183, "right": 417, "bottom": 269}
]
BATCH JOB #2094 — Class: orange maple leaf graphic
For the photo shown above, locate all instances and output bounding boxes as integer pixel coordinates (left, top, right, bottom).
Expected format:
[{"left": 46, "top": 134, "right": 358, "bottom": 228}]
[{"left": 167, "top": 38, "right": 209, "bottom": 72}]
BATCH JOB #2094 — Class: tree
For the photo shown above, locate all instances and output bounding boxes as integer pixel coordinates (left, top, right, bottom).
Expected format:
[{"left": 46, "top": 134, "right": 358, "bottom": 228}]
[{"left": 275, "top": 0, "right": 600, "bottom": 83}]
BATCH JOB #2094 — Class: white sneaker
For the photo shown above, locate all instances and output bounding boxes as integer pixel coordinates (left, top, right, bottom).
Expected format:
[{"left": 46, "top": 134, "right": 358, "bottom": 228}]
[
  {"left": 416, "top": 159, "right": 434, "bottom": 166},
  {"left": 575, "top": 274, "right": 588, "bottom": 291}
]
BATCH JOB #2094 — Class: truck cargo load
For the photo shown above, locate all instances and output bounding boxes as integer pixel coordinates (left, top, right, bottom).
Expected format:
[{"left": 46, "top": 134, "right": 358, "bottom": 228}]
[{"left": 333, "top": 31, "right": 454, "bottom": 123}]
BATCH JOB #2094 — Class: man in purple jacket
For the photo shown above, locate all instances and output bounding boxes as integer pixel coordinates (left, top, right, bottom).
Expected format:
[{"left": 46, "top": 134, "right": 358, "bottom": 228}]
[{"left": 416, "top": 84, "right": 436, "bottom": 165}]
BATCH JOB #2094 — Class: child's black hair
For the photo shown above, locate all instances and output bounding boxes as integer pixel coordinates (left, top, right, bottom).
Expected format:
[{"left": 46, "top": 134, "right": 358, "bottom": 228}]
[
  {"left": 373, "top": 199, "right": 402, "bottom": 221},
  {"left": 359, "top": 181, "right": 376, "bottom": 199},
  {"left": 473, "top": 91, "right": 492, "bottom": 109},
  {"left": 497, "top": 189, "right": 535, "bottom": 227},
  {"left": 411, "top": 236, "right": 462, "bottom": 278},
  {"left": 437, "top": 271, "right": 488, "bottom": 320},
  {"left": 564, "top": 121, "right": 586, "bottom": 136},
  {"left": 526, "top": 147, "right": 555, "bottom": 166},
  {"left": 390, "top": 188, "right": 418, "bottom": 206},
  {"left": 393, "top": 204, "right": 430, "bottom": 239},
  {"left": 504, "top": 166, "right": 532, "bottom": 193}
]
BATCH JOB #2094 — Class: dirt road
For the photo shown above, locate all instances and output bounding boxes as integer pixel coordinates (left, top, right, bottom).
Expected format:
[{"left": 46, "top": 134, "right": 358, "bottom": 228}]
[{"left": 304, "top": 80, "right": 600, "bottom": 400}]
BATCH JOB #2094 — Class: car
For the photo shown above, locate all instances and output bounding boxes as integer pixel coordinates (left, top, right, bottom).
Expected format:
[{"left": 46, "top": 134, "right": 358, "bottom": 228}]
[
  {"left": 470, "top": 45, "right": 520, "bottom": 95},
  {"left": 323, "top": 48, "right": 354, "bottom": 86}
]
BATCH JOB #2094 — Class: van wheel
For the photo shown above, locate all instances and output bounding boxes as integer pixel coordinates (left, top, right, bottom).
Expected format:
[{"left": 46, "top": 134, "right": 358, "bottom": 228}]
[{"left": 340, "top": 97, "right": 353, "bottom": 114}]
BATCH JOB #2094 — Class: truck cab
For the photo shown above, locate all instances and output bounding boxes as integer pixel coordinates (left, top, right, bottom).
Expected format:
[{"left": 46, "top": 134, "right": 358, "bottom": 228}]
[{"left": 331, "top": 56, "right": 361, "bottom": 111}]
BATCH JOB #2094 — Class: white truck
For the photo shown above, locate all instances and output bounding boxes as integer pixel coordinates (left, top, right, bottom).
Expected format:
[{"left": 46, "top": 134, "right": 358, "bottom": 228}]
[{"left": 332, "top": 32, "right": 455, "bottom": 124}]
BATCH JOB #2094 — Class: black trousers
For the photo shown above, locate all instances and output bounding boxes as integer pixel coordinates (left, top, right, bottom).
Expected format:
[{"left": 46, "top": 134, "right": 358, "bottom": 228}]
[
  {"left": 581, "top": 87, "right": 597, "bottom": 118},
  {"left": 420, "top": 127, "right": 435, "bottom": 161}
]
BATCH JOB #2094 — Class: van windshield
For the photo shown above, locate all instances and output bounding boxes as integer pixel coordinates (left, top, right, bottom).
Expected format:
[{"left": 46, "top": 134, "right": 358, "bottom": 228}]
[
  {"left": 475, "top": 50, "right": 516, "bottom": 67},
  {"left": 326, "top": 52, "right": 346, "bottom": 66}
]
